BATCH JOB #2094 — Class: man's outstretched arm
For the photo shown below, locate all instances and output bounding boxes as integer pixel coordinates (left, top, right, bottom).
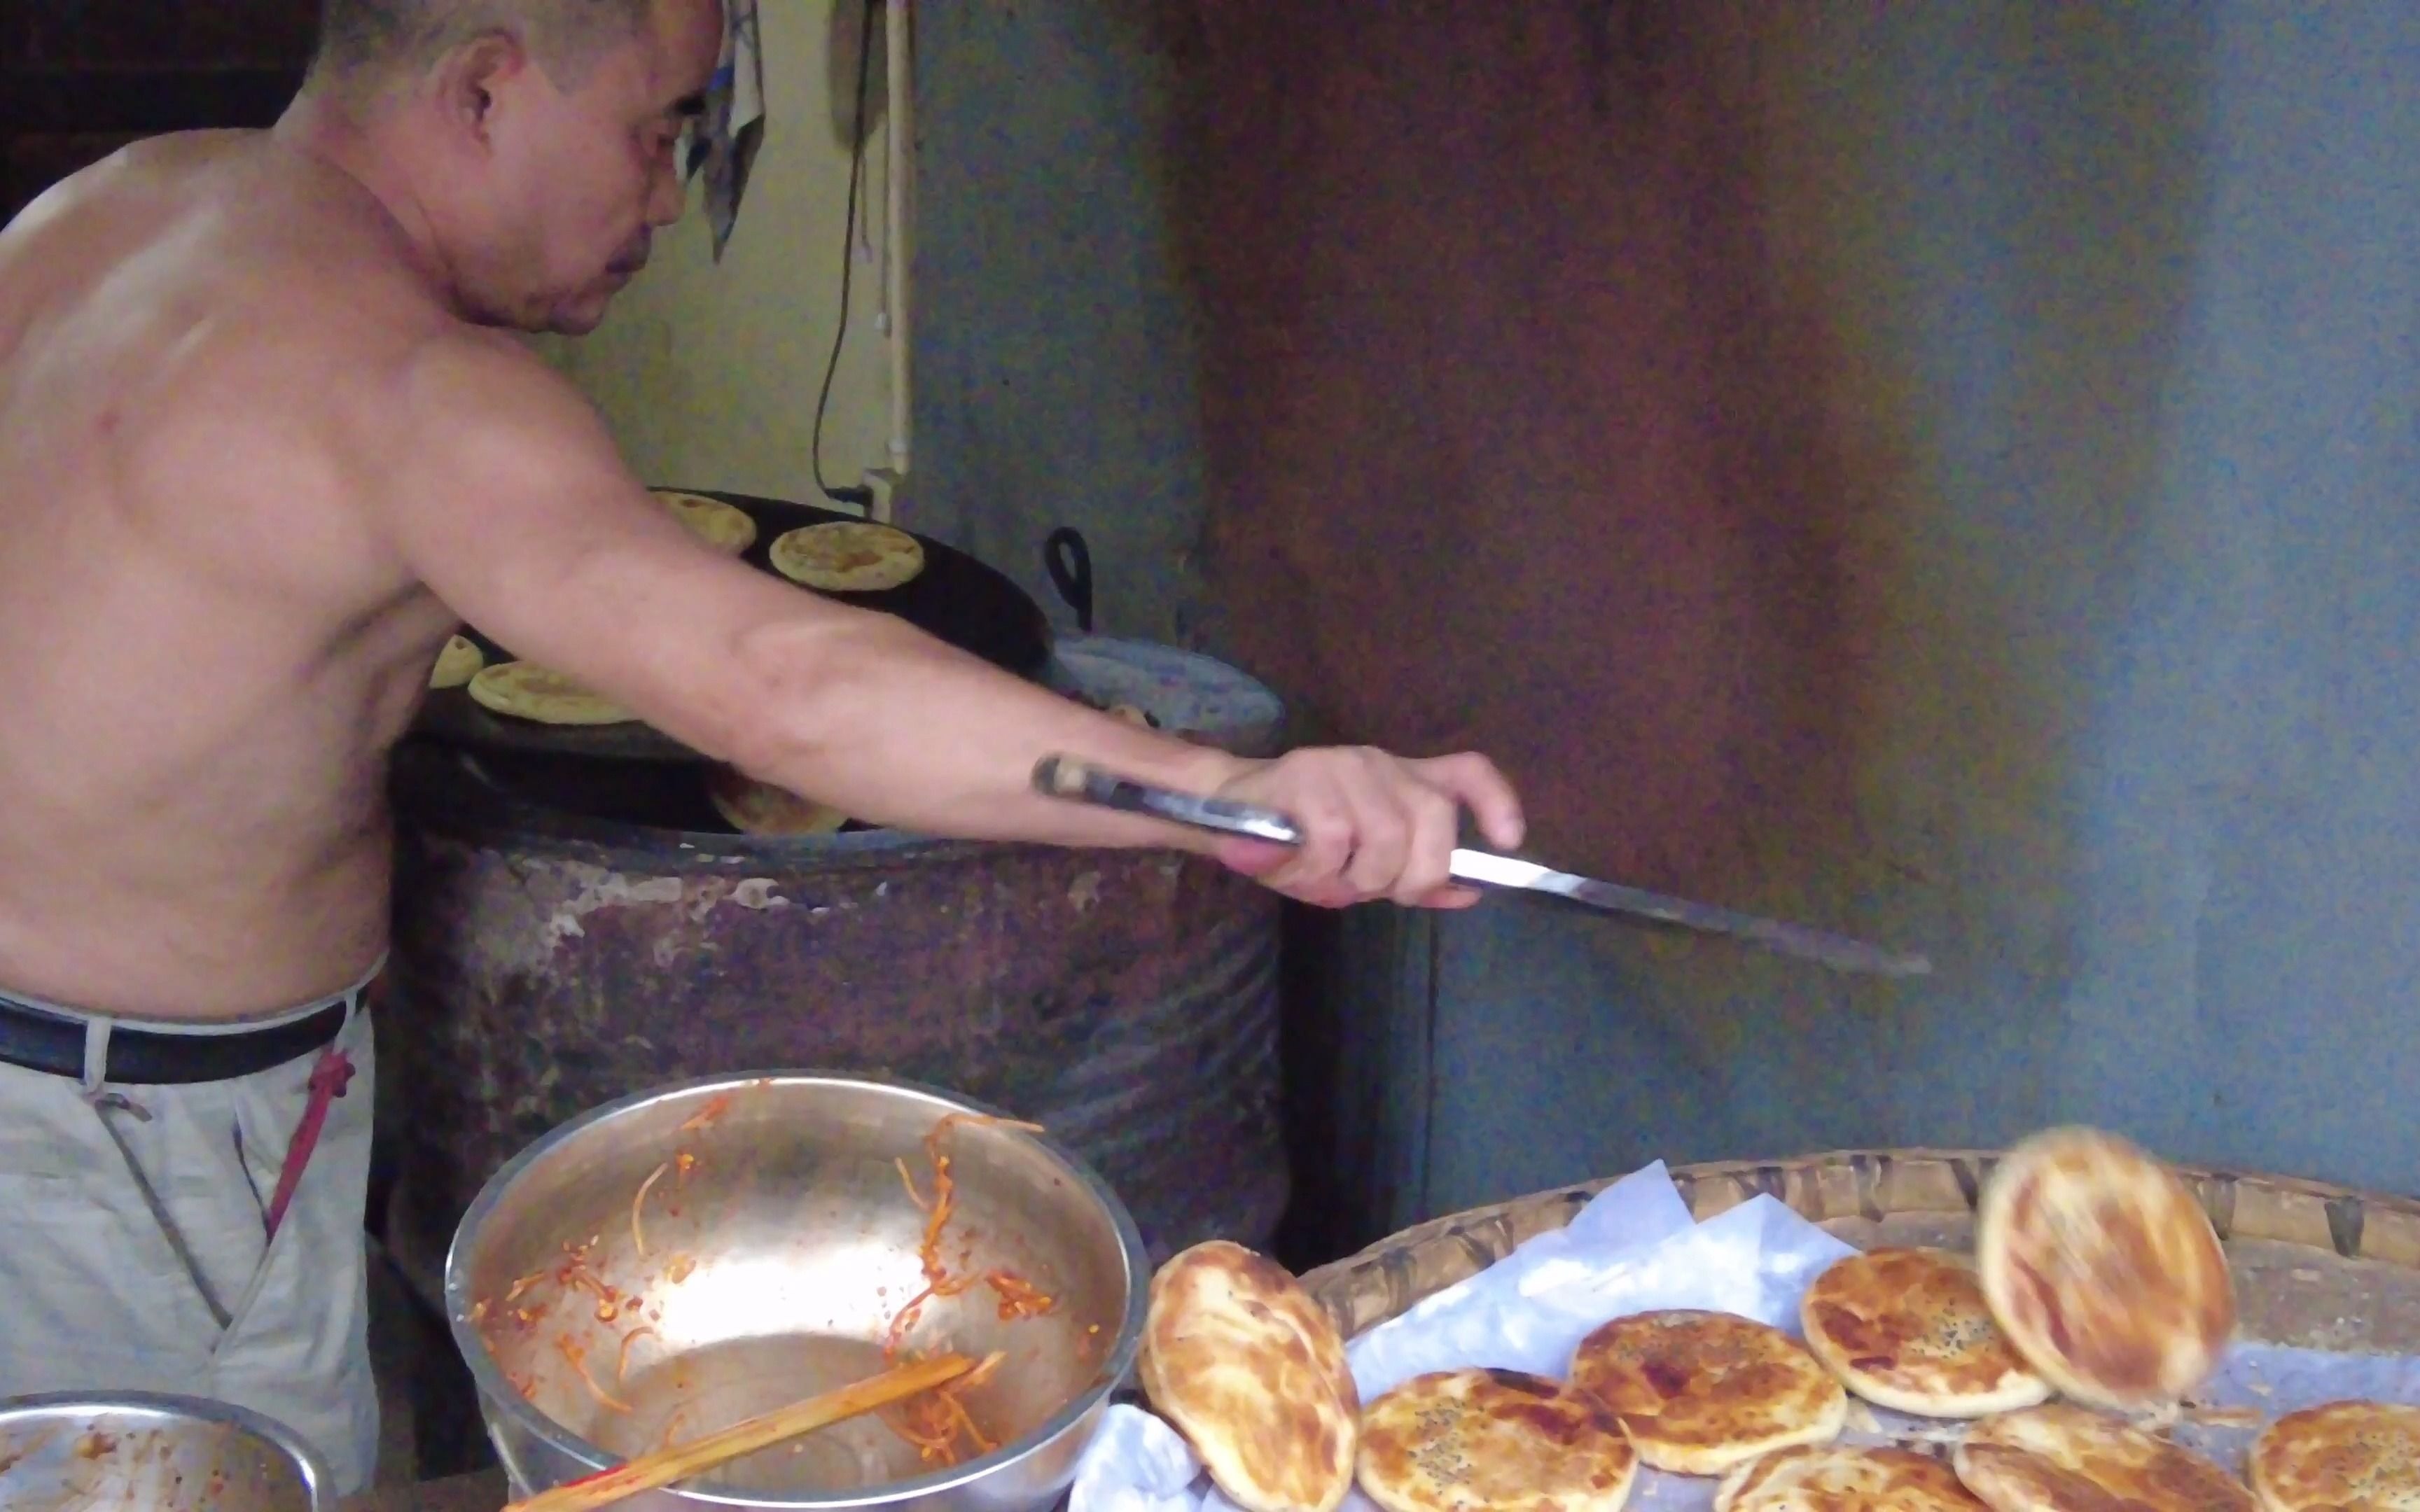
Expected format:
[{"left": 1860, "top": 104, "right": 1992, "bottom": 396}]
[{"left": 370, "top": 335, "right": 1521, "bottom": 906}]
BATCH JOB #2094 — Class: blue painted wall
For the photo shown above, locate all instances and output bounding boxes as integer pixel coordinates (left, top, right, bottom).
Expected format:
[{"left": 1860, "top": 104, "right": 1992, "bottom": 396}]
[
  {"left": 905, "top": 2, "right": 1209, "bottom": 643},
  {"left": 912, "top": 3, "right": 2420, "bottom": 1250},
  {"left": 1410, "top": 3, "right": 2420, "bottom": 1225}
]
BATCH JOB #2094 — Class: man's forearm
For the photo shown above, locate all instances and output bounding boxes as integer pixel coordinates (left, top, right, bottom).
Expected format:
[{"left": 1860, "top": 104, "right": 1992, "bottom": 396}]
[{"left": 722, "top": 609, "right": 1253, "bottom": 850}]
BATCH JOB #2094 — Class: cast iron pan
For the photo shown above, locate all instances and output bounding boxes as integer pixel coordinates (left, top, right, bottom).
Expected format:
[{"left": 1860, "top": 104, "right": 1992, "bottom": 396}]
[{"left": 412, "top": 488, "right": 1054, "bottom": 764}]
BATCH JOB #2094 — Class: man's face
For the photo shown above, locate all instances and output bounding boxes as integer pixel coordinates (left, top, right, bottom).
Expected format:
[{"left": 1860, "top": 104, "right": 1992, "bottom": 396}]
[{"left": 445, "top": 0, "right": 721, "bottom": 333}]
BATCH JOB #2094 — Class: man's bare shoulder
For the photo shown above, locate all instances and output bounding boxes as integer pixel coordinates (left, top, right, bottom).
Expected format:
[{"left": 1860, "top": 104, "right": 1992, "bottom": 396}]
[{"left": 380, "top": 325, "right": 620, "bottom": 487}]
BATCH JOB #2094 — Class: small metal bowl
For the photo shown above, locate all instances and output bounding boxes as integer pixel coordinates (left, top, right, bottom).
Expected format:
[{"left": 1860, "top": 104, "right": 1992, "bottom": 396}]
[
  {"left": 447, "top": 1073, "right": 1149, "bottom": 1511},
  {"left": 0, "top": 1391, "right": 332, "bottom": 1511}
]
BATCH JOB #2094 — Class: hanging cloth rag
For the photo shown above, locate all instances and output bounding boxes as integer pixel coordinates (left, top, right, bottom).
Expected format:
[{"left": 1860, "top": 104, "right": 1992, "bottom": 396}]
[{"left": 689, "top": 0, "right": 767, "bottom": 259}]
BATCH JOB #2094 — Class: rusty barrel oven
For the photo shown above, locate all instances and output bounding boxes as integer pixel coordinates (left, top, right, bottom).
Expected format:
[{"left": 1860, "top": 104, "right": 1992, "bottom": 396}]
[{"left": 377, "top": 637, "right": 1290, "bottom": 1322}]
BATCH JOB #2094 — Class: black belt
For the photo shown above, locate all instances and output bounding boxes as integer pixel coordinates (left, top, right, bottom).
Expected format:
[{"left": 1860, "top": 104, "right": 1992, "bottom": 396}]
[{"left": 0, "top": 993, "right": 350, "bottom": 1085}]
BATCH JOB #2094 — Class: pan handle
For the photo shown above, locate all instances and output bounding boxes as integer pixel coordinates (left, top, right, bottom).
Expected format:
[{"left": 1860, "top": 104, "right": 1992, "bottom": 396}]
[{"left": 1043, "top": 527, "right": 1094, "bottom": 633}]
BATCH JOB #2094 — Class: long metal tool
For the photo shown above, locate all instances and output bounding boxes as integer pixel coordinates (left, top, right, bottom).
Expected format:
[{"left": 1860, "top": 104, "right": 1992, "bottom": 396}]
[{"left": 1034, "top": 756, "right": 1931, "bottom": 979}]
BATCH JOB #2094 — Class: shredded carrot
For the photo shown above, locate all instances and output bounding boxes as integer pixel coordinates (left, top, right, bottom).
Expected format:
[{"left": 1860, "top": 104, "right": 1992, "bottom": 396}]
[
  {"left": 563, "top": 1268, "right": 611, "bottom": 1303},
  {"left": 675, "top": 1150, "right": 697, "bottom": 1182},
  {"left": 985, "top": 1270, "right": 1055, "bottom": 1321},
  {"left": 678, "top": 1093, "right": 734, "bottom": 1133},
  {"left": 555, "top": 1336, "right": 632, "bottom": 1414},
  {"left": 616, "top": 1325, "right": 658, "bottom": 1385},
  {"left": 504, "top": 1270, "right": 547, "bottom": 1303},
  {"left": 632, "top": 1161, "right": 670, "bottom": 1259},
  {"left": 884, "top": 1282, "right": 940, "bottom": 1358},
  {"left": 657, "top": 1408, "right": 690, "bottom": 1451},
  {"left": 870, "top": 1112, "right": 1048, "bottom": 1466},
  {"left": 507, "top": 1371, "right": 536, "bottom": 1401},
  {"left": 943, "top": 1392, "right": 996, "bottom": 1456},
  {"left": 665, "top": 1254, "right": 696, "bottom": 1284},
  {"left": 468, "top": 1299, "right": 489, "bottom": 1324}
]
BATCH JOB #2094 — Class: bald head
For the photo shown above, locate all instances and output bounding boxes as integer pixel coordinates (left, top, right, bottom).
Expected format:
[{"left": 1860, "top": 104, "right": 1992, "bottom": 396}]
[{"left": 312, "top": 0, "right": 658, "bottom": 88}]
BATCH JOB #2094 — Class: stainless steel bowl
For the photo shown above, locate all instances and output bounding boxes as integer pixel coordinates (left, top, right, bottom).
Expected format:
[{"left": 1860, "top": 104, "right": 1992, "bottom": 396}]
[
  {"left": 447, "top": 1072, "right": 1149, "bottom": 1511},
  {"left": 0, "top": 1391, "right": 332, "bottom": 1511}
]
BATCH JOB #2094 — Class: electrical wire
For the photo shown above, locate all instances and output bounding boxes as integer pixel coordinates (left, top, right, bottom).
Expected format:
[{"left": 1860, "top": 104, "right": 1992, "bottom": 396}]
[{"left": 811, "top": 0, "right": 877, "bottom": 505}]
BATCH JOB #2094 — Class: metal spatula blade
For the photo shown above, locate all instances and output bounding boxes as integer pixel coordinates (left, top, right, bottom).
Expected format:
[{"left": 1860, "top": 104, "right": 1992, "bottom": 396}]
[{"left": 1034, "top": 756, "right": 1931, "bottom": 979}]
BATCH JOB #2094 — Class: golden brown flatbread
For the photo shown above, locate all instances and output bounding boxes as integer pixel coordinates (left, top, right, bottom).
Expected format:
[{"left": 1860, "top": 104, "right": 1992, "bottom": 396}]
[
  {"left": 1800, "top": 1248, "right": 2050, "bottom": 1419},
  {"left": 465, "top": 662, "right": 634, "bottom": 725},
  {"left": 1139, "top": 1240, "right": 1358, "bottom": 1512},
  {"left": 429, "top": 633, "right": 485, "bottom": 690},
  {"left": 1950, "top": 1403, "right": 2251, "bottom": 1512},
  {"left": 1715, "top": 1445, "right": 1985, "bottom": 1511},
  {"left": 2247, "top": 1400, "right": 2420, "bottom": 1511},
  {"left": 1568, "top": 1310, "right": 1847, "bottom": 1477},
  {"left": 1358, "top": 1367, "right": 1637, "bottom": 1512},
  {"left": 704, "top": 766, "right": 848, "bottom": 837},
  {"left": 651, "top": 489, "right": 758, "bottom": 554},
  {"left": 1975, "top": 1127, "right": 2233, "bottom": 1410},
  {"left": 769, "top": 520, "right": 926, "bottom": 592}
]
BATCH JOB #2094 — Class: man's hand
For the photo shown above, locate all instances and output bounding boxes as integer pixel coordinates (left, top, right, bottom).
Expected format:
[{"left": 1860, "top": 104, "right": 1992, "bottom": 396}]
[{"left": 1205, "top": 748, "right": 1524, "bottom": 909}]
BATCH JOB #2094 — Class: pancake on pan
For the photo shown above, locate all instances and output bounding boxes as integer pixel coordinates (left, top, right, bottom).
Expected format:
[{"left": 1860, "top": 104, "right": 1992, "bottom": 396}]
[
  {"left": 1715, "top": 1444, "right": 1985, "bottom": 1511},
  {"left": 429, "top": 633, "right": 485, "bottom": 690},
  {"left": 1358, "top": 1367, "right": 1637, "bottom": 1512},
  {"left": 769, "top": 520, "right": 926, "bottom": 592},
  {"left": 2247, "top": 1399, "right": 2420, "bottom": 1511},
  {"left": 1138, "top": 1240, "right": 1358, "bottom": 1512},
  {"left": 1975, "top": 1126, "right": 2233, "bottom": 1410},
  {"left": 466, "top": 662, "right": 635, "bottom": 726},
  {"left": 1800, "top": 1247, "right": 2051, "bottom": 1418},
  {"left": 705, "top": 766, "right": 849, "bottom": 837},
  {"left": 1568, "top": 1309, "right": 1847, "bottom": 1477},
  {"left": 651, "top": 489, "right": 758, "bottom": 555},
  {"left": 1950, "top": 1402, "right": 2251, "bottom": 1512}
]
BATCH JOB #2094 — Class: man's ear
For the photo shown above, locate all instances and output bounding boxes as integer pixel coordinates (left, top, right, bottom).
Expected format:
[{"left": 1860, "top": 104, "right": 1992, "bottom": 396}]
[{"left": 431, "top": 29, "right": 530, "bottom": 149}]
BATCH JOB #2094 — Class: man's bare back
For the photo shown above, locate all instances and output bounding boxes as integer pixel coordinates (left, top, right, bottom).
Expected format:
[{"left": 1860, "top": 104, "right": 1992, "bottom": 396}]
[{"left": 0, "top": 133, "right": 467, "bottom": 1017}]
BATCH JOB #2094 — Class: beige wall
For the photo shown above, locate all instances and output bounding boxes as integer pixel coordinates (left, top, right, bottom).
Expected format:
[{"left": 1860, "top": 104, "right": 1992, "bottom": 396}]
[{"left": 540, "top": 0, "right": 893, "bottom": 503}]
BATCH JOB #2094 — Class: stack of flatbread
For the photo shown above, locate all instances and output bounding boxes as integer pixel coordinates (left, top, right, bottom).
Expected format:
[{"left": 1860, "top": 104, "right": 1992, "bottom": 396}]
[{"left": 1125, "top": 1128, "right": 2420, "bottom": 1512}]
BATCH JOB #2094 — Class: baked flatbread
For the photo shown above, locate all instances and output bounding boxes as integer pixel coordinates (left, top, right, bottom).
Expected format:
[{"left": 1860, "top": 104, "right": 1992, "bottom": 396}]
[
  {"left": 429, "top": 634, "right": 485, "bottom": 690},
  {"left": 2247, "top": 1400, "right": 2420, "bottom": 1511},
  {"left": 769, "top": 521, "right": 925, "bottom": 592},
  {"left": 466, "top": 662, "right": 634, "bottom": 726},
  {"left": 1568, "top": 1310, "right": 1847, "bottom": 1477},
  {"left": 1139, "top": 1240, "right": 1358, "bottom": 1512},
  {"left": 1975, "top": 1127, "right": 2233, "bottom": 1410},
  {"left": 1800, "top": 1248, "right": 2050, "bottom": 1418},
  {"left": 1358, "top": 1367, "right": 1637, "bottom": 1512},
  {"left": 1715, "top": 1445, "right": 1984, "bottom": 1511},
  {"left": 1952, "top": 1403, "right": 2251, "bottom": 1512},
  {"left": 705, "top": 766, "right": 848, "bottom": 837},
  {"left": 652, "top": 489, "right": 758, "bottom": 555}
]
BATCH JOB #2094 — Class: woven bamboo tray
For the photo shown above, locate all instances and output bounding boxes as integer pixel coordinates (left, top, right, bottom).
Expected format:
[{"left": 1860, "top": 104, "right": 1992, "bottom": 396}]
[{"left": 1301, "top": 1147, "right": 2420, "bottom": 1355}]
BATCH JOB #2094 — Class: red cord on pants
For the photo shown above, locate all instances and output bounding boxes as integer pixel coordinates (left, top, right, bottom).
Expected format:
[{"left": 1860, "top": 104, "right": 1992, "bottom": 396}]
[{"left": 264, "top": 1046, "right": 354, "bottom": 1242}]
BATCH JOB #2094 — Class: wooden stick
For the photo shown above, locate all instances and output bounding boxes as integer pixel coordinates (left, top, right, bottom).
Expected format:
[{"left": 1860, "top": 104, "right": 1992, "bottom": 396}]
[{"left": 503, "top": 1353, "right": 980, "bottom": 1512}]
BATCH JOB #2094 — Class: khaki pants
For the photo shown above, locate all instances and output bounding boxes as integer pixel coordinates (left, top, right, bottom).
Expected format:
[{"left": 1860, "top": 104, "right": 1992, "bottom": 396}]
[{"left": 0, "top": 994, "right": 380, "bottom": 1496}]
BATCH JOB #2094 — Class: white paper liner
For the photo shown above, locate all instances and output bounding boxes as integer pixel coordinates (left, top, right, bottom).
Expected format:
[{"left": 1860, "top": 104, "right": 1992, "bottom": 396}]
[{"left": 1071, "top": 1161, "right": 2420, "bottom": 1512}]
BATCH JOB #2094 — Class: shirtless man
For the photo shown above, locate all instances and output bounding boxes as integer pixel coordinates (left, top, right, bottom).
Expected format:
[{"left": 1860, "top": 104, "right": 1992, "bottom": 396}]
[{"left": 0, "top": 0, "right": 1522, "bottom": 1491}]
